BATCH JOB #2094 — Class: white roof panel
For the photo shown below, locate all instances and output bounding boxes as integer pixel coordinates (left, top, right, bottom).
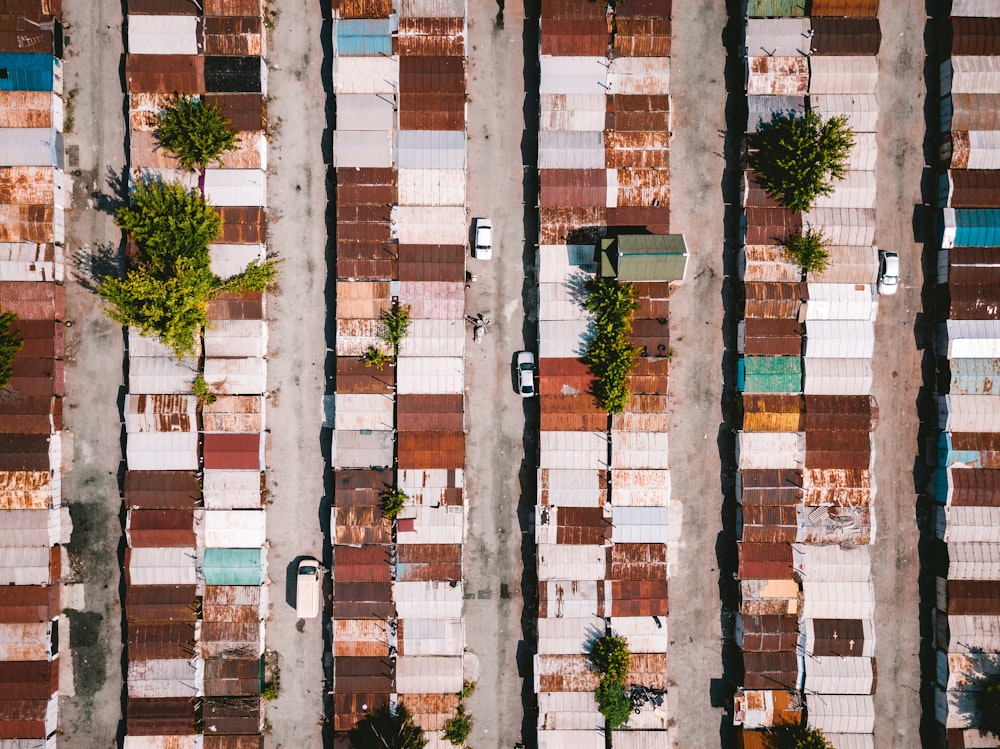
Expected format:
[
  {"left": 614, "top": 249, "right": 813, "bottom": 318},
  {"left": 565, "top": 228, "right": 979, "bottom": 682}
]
[
  {"left": 396, "top": 504, "right": 464, "bottom": 545},
  {"left": 804, "top": 656, "right": 875, "bottom": 695},
  {"left": 395, "top": 655, "right": 464, "bottom": 694},
  {"left": 203, "top": 169, "right": 266, "bottom": 207},
  {"left": 335, "top": 93, "right": 396, "bottom": 131},
  {"left": 536, "top": 618, "right": 597, "bottom": 655},
  {"left": 803, "top": 282, "right": 877, "bottom": 321},
  {"left": 801, "top": 579, "right": 875, "bottom": 619},
  {"left": 396, "top": 356, "right": 464, "bottom": 394},
  {"left": 128, "top": 15, "right": 201, "bottom": 55},
  {"left": 209, "top": 243, "right": 266, "bottom": 280},
  {"left": 128, "top": 356, "right": 197, "bottom": 395},
  {"left": 537, "top": 543, "right": 606, "bottom": 581},
  {"left": 812, "top": 170, "right": 877, "bottom": 210},
  {"left": 397, "top": 618, "right": 463, "bottom": 656},
  {"left": 808, "top": 56, "right": 879, "bottom": 95},
  {"left": 539, "top": 431, "right": 607, "bottom": 471},
  {"left": 203, "top": 470, "right": 262, "bottom": 509},
  {"left": 806, "top": 694, "right": 875, "bottom": 735},
  {"left": 539, "top": 319, "right": 590, "bottom": 359},
  {"left": 802, "top": 357, "right": 873, "bottom": 395},
  {"left": 204, "top": 319, "right": 267, "bottom": 358},
  {"left": 610, "top": 469, "right": 670, "bottom": 507},
  {"left": 539, "top": 56, "right": 608, "bottom": 95},
  {"left": 396, "top": 206, "right": 467, "bottom": 245},
  {"left": 333, "top": 56, "right": 398, "bottom": 94},
  {"left": 537, "top": 691, "right": 603, "bottom": 731},
  {"left": 538, "top": 131, "right": 605, "bottom": 169},
  {"left": 128, "top": 546, "right": 197, "bottom": 586},
  {"left": 611, "top": 506, "right": 668, "bottom": 544},
  {"left": 204, "top": 356, "right": 266, "bottom": 395},
  {"left": 393, "top": 581, "right": 464, "bottom": 619},
  {"left": 396, "top": 130, "right": 466, "bottom": 169},
  {"left": 610, "top": 431, "right": 669, "bottom": 470},
  {"left": 398, "top": 168, "right": 466, "bottom": 207},
  {"left": 607, "top": 57, "right": 669, "bottom": 95},
  {"left": 333, "top": 130, "right": 394, "bottom": 168},
  {"left": 334, "top": 393, "right": 394, "bottom": 431},
  {"left": 804, "top": 320, "right": 875, "bottom": 358},
  {"left": 745, "top": 18, "right": 811, "bottom": 58},
  {"left": 126, "top": 432, "right": 199, "bottom": 471},
  {"left": 203, "top": 509, "right": 266, "bottom": 549},
  {"left": 0, "top": 547, "right": 50, "bottom": 585}
]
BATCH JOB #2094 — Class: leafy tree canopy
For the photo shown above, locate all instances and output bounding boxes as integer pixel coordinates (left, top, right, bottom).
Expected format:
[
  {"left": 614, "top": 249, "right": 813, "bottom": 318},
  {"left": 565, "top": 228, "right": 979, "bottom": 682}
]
[
  {"left": 583, "top": 278, "right": 641, "bottom": 414},
  {"left": 102, "top": 179, "right": 279, "bottom": 357},
  {"left": 589, "top": 632, "right": 631, "bottom": 681},
  {"left": 349, "top": 704, "right": 428, "bottom": 749},
  {"left": 0, "top": 310, "right": 24, "bottom": 389},
  {"left": 379, "top": 304, "right": 413, "bottom": 356},
  {"left": 749, "top": 110, "right": 854, "bottom": 213},
  {"left": 155, "top": 96, "right": 239, "bottom": 173},
  {"left": 594, "top": 676, "right": 633, "bottom": 732},
  {"left": 978, "top": 680, "right": 1000, "bottom": 738},
  {"left": 442, "top": 705, "right": 471, "bottom": 746},
  {"left": 774, "top": 725, "right": 834, "bottom": 749},
  {"left": 781, "top": 227, "right": 830, "bottom": 275}
]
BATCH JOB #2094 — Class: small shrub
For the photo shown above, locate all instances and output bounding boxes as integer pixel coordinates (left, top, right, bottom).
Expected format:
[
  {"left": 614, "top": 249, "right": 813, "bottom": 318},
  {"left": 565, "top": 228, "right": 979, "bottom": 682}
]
[
  {"left": 582, "top": 278, "right": 641, "bottom": 414},
  {"left": 379, "top": 304, "right": 412, "bottom": 355},
  {"left": 589, "top": 633, "right": 631, "bottom": 682},
  {"left": 594, "top": 676, "right": 632, "bottom": 732},
  {"left": 461, "top": 680, "right": 476, "bottom": 699},
  {"left": 349, "top": 705, "right": 427, "bottom": 749},
  {"left": 442, "top": 706, "right": 472, "bottom": 746},
  {"left": 192, "top": 374, "right": 217, "bottom": 405},
  {"left": 381, "top": 488, "right": 408, "bottom": 521},
  {"left": 0, "top": 310, "right": 24, "bottom": 389},
  {"left": 262, "top": 682, "right": 279, "bottom": 700},
  {"left": 363, "top": 345, "right": 392, "bottom": 370},
  {"left": 781, "top": 228, "right": 830, "bottom": 275},
  {"left": 774, "top": 725, "right": 835, "bottom": 749}
]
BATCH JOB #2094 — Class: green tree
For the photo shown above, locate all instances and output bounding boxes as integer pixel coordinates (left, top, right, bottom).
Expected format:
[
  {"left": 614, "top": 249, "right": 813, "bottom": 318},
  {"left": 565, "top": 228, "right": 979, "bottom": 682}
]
[
  {"left": 381, "top": 488, "right": 408, "bottom": 521},
  {"left": 589, "top": 633, "right": 631, "bottom": 681},
  {"left": 155, "top": 96, "right": 239, "bottom": 172},
  {"left": 594, "top": 677, "right": 632, "bottom": 732},
  {"left": 349, "top": 705, "right": 427, "bottom": 749},
  {"left": 101, "top": 179, "right": 279, "bottom": 356},
  {"left": 775, "top": 725, "right": 834, "bottom": 749},
  {"left": 379, "top": 304, "right": 412, "bottom": 356},
  {"left": 442, "top": 705, "right": 472, "bottom": 746},
  {"left": 115, "top": 180, "right": 221, "bottom": 275},
  {"left": 781, "top": 227, "right": 830, "bottom": 275},
  {"left": 582, "top": 278, "right": 641, "bottom": 414},
  {"left": 0, "top": 310, "right": 24, "bottom": 389},
  {"left": 978, "top": 680, "right": 1000, "bottom": 739},
  {"left": 748, "top": 110, "right": 854, "bottom": 213},
  {"left": 363, "top": 345, "right": 392, "bottom": 370}
]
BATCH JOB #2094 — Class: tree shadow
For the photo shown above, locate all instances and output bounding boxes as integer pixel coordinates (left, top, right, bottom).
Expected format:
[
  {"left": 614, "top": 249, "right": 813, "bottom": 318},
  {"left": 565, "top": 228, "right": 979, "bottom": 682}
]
[
  {"left": 92, "top": 163, "right": 129, "bottom": 216},
  {"left": 72, "top": 242, "right": 121, "bottom": 292}
]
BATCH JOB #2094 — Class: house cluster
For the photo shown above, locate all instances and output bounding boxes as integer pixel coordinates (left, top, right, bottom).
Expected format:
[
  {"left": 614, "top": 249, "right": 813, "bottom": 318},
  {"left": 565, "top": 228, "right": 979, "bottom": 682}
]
[
  {"left": 934, "top": 1, "right": 1000, "bottom": 745},
  {"left": 121, "top": 0, "right": 270, "bottom": 745},
  {"left": 734, "top": 1, "right": 882, "bottom": 747},
  {"left": 532, "top": 1, "right": 676, "bottom": 747},
  {"left": 0, "top": 0, "right": 66, "bottom": 744},
  {"left": 329, "top": 0, "right": 470, "bottom": 742}
]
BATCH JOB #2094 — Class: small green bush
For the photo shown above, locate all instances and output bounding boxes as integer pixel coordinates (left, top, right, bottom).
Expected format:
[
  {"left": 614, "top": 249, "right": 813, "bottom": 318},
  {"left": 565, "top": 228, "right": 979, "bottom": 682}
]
[
  {"left": 594, "top": 676, "right": 632, "bottom": 732},
  {"left": 261, "top": 682, "right": 279, "bottom": 700},
  {"left": 155, "top": 96, "right": 239, "bottom": 172},
  {"left": 379, "top": 304, "right": 412, "bottom": 355},
  {"left": 461, "top": 681, "right": 476, "bottom": 699},
  {"left": 442, "top": 706, "right": 472, "bottom": 746},
  {"left": 774, "top": 725, "right": 835, "bottom": 749},
  {"left": 363, "top": 345, "right": 392, "bottom": 370},
  {"left": 781, "top": 228, "right": 830, "bottom": 275},
  {"left": 192, "top": 374, "right": 217, "bottom": 405},
  {"left": 382, "top": 488, "right": 408, "bottom": 521},
  {"left": 0, "top": 310, "right": 24, "bottom": 389},
  {"left": 589, "top": 633, "right": 631, "bottom": 682}
]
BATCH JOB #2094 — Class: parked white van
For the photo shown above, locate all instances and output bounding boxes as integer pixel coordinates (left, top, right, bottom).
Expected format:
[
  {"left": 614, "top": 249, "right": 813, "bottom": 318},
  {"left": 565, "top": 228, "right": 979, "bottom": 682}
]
[{"left": 296, "top": 558, "right": 322, "bottom": 619}]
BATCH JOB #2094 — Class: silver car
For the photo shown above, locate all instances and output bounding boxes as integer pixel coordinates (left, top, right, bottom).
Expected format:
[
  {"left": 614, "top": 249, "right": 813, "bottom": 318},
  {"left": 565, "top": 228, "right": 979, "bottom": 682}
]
[
  {"left": 473, "top": 218, "right": 493, "bottom": 260},
  {"left": 878, "top": 251, "right": 899, "bottom": 295},
  {"left": 516, "top": 351, "right": 536, "bottom": 397}
]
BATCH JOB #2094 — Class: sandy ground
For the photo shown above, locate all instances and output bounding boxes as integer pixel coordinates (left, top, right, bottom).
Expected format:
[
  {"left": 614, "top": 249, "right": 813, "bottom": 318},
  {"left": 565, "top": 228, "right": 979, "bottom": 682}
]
[
  {"left": 58, "top": 1, "right": 128, "bottom": 745},
  {"left": 462, "top": 0, "right": 537, "bottom": 744},
  {"left": 869, "top": 1, "right": 929, "bottom": 745},
  {"left": 260, "top": 2, "right": 330, "bottom": 747}
]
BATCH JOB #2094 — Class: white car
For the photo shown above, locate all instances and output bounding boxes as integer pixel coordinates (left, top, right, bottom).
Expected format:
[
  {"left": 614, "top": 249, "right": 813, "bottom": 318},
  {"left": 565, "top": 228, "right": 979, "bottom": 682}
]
[
  {"left": 878, "top": 251, "right": 899, "bottom": 295},
  {"left": 296, "top": 558, "right": 322, "bottom": 619},
  {"left": 473, "top": 218, "right": 493, "bottom": 260},
  {"left": 516, "top": 351, "right": 536, "bottom": 397}
]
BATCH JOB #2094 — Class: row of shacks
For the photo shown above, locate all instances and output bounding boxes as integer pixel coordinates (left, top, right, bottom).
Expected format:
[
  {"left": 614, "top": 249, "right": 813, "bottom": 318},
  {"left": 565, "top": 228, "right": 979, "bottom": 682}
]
[
  {"left": 0, "top": 0, "right": 66, "bottom": 745},
  {"left": 329, "top": 0, "right": 469, "bottom": 743},
  {"left": 121, "top": 1, "right": 269, "bottom": 747},
  {"left": 533, "top": 1, "right": 679, "bottom": 747},
  {"left": 733, "top": 2, "right": 882, "bottom": 748},
  {"left": 933, "top": 2, "right": 1000, "bottom": 746}
]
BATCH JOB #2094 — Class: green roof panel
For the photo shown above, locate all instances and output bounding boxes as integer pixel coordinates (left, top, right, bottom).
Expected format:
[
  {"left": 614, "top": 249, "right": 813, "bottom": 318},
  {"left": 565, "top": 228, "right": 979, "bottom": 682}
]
[
  {"left": 745, "top": 0, "right": 807, "bottom": 17},
  {"left": 203, "top": 547, "right": 265, "bottom": 586}
]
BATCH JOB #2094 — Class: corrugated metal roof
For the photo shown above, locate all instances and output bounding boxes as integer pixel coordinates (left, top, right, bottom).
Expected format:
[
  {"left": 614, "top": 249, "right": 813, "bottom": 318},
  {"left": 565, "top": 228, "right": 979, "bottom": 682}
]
[
  {"left": 127, "top": 15, "right": 201, "bottom": 55},
  {"left": 746, "top": 56, "right": 808, "bottom": 96},
  {"left": 203, "top": 547, "right": 265, "bottom": 586},
  {"left": 125, "top": 394, "right": 197, "bottom": 433},
  {"left": 808, "top": 55, "right": 878, "bottom": 95},
  {"left": 393, "top": 580, "right": 463, "bottom": 619},
  {"left": 396, "top": 356, "right": 463, "bottom": 394},
  {"left": 333, "top": 56, "right": 398, "bottom": 95},
  {"left": 811, "top": 18, "right": 881, "bottom": 56},
  {"left": 537, "top": 543, "right": 606, "bottom": 581},
  {"left": 806, "top": 694, "right": 874, "bottom": 735},
  {"left": 126, "top": 546, "right": 197, "bottom": 586},
  {"left": 539, "top": 56, "right": 608, "bottom": 95},
  {"left": 203, "top": 356, "right": 266, "bottom": 395},
  {"left": 126, "top": 432, "right": 199, "bottom": 471},
  {"left": 606, "top": 56, "right": 669, "bottom": 95},
  {"left": 810, "top": 0, "right": 878, "bottom": 17},
  {"left": 203, "top": 432, "right": 261, "bottom": 470},
  {"left": 126, "top": 54, "right": 204, "bottom": 94}
]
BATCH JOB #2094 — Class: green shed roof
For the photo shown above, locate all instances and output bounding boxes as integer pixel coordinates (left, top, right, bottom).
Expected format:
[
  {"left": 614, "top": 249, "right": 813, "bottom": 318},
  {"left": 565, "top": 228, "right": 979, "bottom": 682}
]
[
  {"left": 600, "top": 234, "right": 689, "bottom": 282},
  {"left": 746, "top": 0, "right": 807, "bottom": 17},
  {"left": 740, "top": 356, "right": 802, "bottom": 394},
  {"left": 204, "top": 547, "right": 265, "bottom": 586}
]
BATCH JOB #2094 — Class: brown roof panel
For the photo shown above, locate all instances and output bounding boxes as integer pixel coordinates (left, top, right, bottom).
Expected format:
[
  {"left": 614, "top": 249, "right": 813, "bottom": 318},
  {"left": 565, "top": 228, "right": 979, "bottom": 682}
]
[
  {"left": 803, "top": 395, "right": 876, "bottom": 431},
  {"left": 552, "top": 506, "right": 612, "bottom": 545},
  {"left": 399, "top": 56, "right": 464, "bottom": 92},
  {"left": 203, "top": 697, "right": 262, "bottom": 735},
  {"left": 540, "top": 169, "right": 608, "bottom": 208},
  {"left": 334, "top": 656, "right": 395, "bottom": 694},
  {"left": 397, "top": 431, "right": 464, "bottom": 470},
  {"left": 809, "top": 618, "right": 868, "bottom": 657},
  {"left": 334, "top": 545, "right": 391, "bottom": 583},
  {"left": 338, "top": 182, "right": 396, "bottom": 206},
  {"left": 810, "top": 17, "right": 881, "bottom": 55},
  {"left": 809, "top": 0, "right": 878, "bottom": 17},
  {"left": 126, "top": 54, "right": 205, "bottom": 94},
  {"left": 609, "top": 580, "right": 668, "bottom": 617},
  {"left": 127, "top": 622, "right": 197, "bottom": 660},
  {"left": 539, "top": 205, "right": 606, "bottom": 245},
  {"left": 742, "top": 651, "right": 799, "bottom": 690},
  {"left": 127, "top": 697, "right": 196, "bottom": 736},
  {"left": 0, "top": 584, "right": 58, "bottom": 624},
  {"left": 540, "top": 0, "right": 608, "bottom": 18},
  {"left": 740, "top": 524, "right": 797, "bottom": 544},
  {"left": 614, "top": 19, "right": 671, "bottom": 57},
  {"left": 0, "top": 435, "right": 52, "bottom": 471},
  {"left": 613, "top": 0, "right": 670, "bottom": 17},
  {"left": 0, "top": 281, "right": 64, "bottom": 319},
  {"left": 336, "top": 358, "right": 396, "bottom": 395},
  {"left": 538, "top": 357, "right": 596, "bottom": 396},
  {"left": 125, "top": 584, "right": 198, "bottom": 623},
  {"left": 0, "top": 661, "right": 56, "bottom": 699},
  {"left": 398, "top": 101, "right": 466, "bottom": 131},
  {"left": 740, "top": 485, "right": 801, "bottom": 507},
  {"left": 124, "top": 470, "right": 201, "bottom": 509},
  {"left": 398, "top": 18, "right": 465, "bottom": 58},
  {"left": 948, "top": 580, "right": 1000, "bottom": 615},
  {"left": 337, "top": 258, "right": 397, "bottom": 281},
  {"left": 395, "top": 544, "right": 462, "bottom": 582},
  {"left": 335, "top": 506, "right": 392, "bottom": 545},
  {"left": 333, "top": 693, "right": 390, "bottom": 732},
  {"left": 203, "top": 433, "right": 261, "bottom": 470},
  {"left": 127, "top": 0, "right": 200, "bottom": 12},
  {"left": 398, "top": 692, "right": 461, "bottom": 731},
  {"left": 333, "top": 0, "right": 391, "bottom": 18},
  {"left": 605, "top": 205, "right": 670, "bottom": 233},
  {"left": 204, "top": 16, "right": 263, "bottom": 56},
  {"left": 126, "top": 509, "right": 196, "bottom": 548},
  {"left": 541, "top": 18, "right": 609, "bottom": 56},
  {"left": 203, "top": 738, "right": 265, "bottom": 749},
  {"left": 216, "top": 206, "right": 266, "bottom": 244},
  {"left": 741, "top": 614, "right": 799, "bottom": 651},
  {"left": 609, "top": 542, "right": 667, "bottom": 580},
  {"left": 203, "top": 0, "right": 262, "bottom": 14},
  {"left": 952, "top": 17, "right": 1000, "bottom": 56},
  {"left": 0, "top": 698, "right": 52, "bottom": 738},
  {"left": 396, "top": 395, "right": 464, "bottom": 431}
]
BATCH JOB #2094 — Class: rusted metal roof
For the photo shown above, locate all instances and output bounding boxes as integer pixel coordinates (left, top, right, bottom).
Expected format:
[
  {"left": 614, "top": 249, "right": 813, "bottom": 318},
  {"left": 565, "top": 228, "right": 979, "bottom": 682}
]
[
  {"left": 396, "top": 543, "right": 462, "bottom": 582},
  {"left": 541, "top": 18, "right": 608, "bottom": 55},
  {"left": 203, "top": 697, "right": 262, "bottom": 735},
  {"left": 631, "top": 317, "right": 670, "bottom": 359},
  {"left": 952, "top": 17, "right": 1000, "bottom": 56},
  {"left": 204, "top": 0, "right": 262, "bottom": 13},
  {"left": 333, "top": 692, "right": 390, "bottom": 731},
  {"left": 0, "top": 166, "right": 55, "bottom": 205},
  {"left": 205, "top": 657, "right": 262, "bottom": 697},
  {"left": 204, "top": 93, "right": 265, "bottom": 133},
  {"left": 335, "top": 357, "right": 395, "bottom": 395},
  {"left": 808, "top": 618, "right": 867, "bottom": 656},
  {"left": 126, "top": 509, "right": 195, "bottom": 547},
  {"left": 742, "top": 651, "right": 798, "bottom": 690},
  {"left": 0, "top": 661, "right": 56, "bottom": 698},
  {"left": 334, "top": 506, "right": 391, "bottom": 545},
  {"left": 203, "top": 395, "right": 263, "bottom": 433},
  {"left": 811, "top": 17, "right": 881, "bottom": 55},
  {"left": 810, "top": 0, "right": 878, "bottom": 16},
  {"left": 548, "top": 506, "right": 611, "bottom": 545},
  {"left": 540, "top": 0, "right": 608, "bottom": 18},
  {"left": 399, "top": 56, "right": 464, "bottom": 93},
  {"left": 124, "top": 470, "right": 200, "bottom": 509},
  {"left": 609, "top": 580, "right": 668, "bottom": 616},
  {"left": 742, "top": 615, "right": 799, "bottom": 652},
  {"left": 127, "top": 0, "right": 199, "bottom": 12},
  {"left": 333, "top": 619, "right": 391, "bottom": 657},
  {"left": 539, "top": 205, "right": 606, "bottom": 245},
  {"left": 614, "top": 18, "right": 670, "bottom": 57},
  {"left": 125, "top": 583, "right": 197, "bottom": 622},
  {"left": 334, "top": 655, "right": 395, "bottom": 693},
  {"left": 203, "top": 736, "right": 265, "bottom": 749},
  {"left": 127, "top": 621, "right": 197, "bottom": 660},
  {"left": 126, "top": 696, "right": 196, "bottom": 735},
  {"left": 397, "top": 431, "right": 464, "bottom": 470},
  {"left": 397, "top": 394, "right": 464, "bottom": 431},
  {"left": 540, "top": 169, "right": 607, "bottom": 208},
  {"left": 399, "top": 692, "right": 461, "bottom": 731},
  {"left": 743, "top": 207, "right": 802, "bottom": 245},
  {"left": 803, "top": 394, "right": 876, "bottom": 431},
  {"left": 204, "top": 16, "right": 263, "bottom": 56},
  {"left": 333, "top": 583, "right": 394, "bottom": 620},
  {"left": 216, "top": 207, "right": 266, "bottom": 245},
  {"left": 608, "top": 541, "right": 666, "bottom": 579},
  {"left": 398, "top": 18, "right": 464, "bottom": 57},
  {"left": 947, "top": 580, "right": 1000, "bottom": 615},
  {"left": 605, "top": 131, "right": 669, "bottom": 169},
  {"left": 126, "top": 54, "right": 205, "bottom": 94},
  {"left": 203, "top": 433, "right": 260, "bottom": 470},
  {"left": 332, "top": 0, "right": 391, "bottom": 19},
  {"left": 206, "top": 290, "right": 263, "bottom": 319},
  {"left": 0, "top": 91, "right": 53, "bottom": 128},
  {"left": 335, "top": 545, "right": 391, "bottom": 583},
  {"left": 535, "top": 654, "right": 601, "bottom": 692},
  {"left": 538, "top": 357, "right": 596, "bottom": 396},
  {"left": 0, "top": 584, "right": 58, "bottom": 624},
  {"left": 399, "top": 99, "right": 465, "bottom": 131},
  {"left": 613, "top": 0, "right": 670, "bottom": 17},
  {"left": 800, "top": 468, "right": 870, "bottom": 506}
]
